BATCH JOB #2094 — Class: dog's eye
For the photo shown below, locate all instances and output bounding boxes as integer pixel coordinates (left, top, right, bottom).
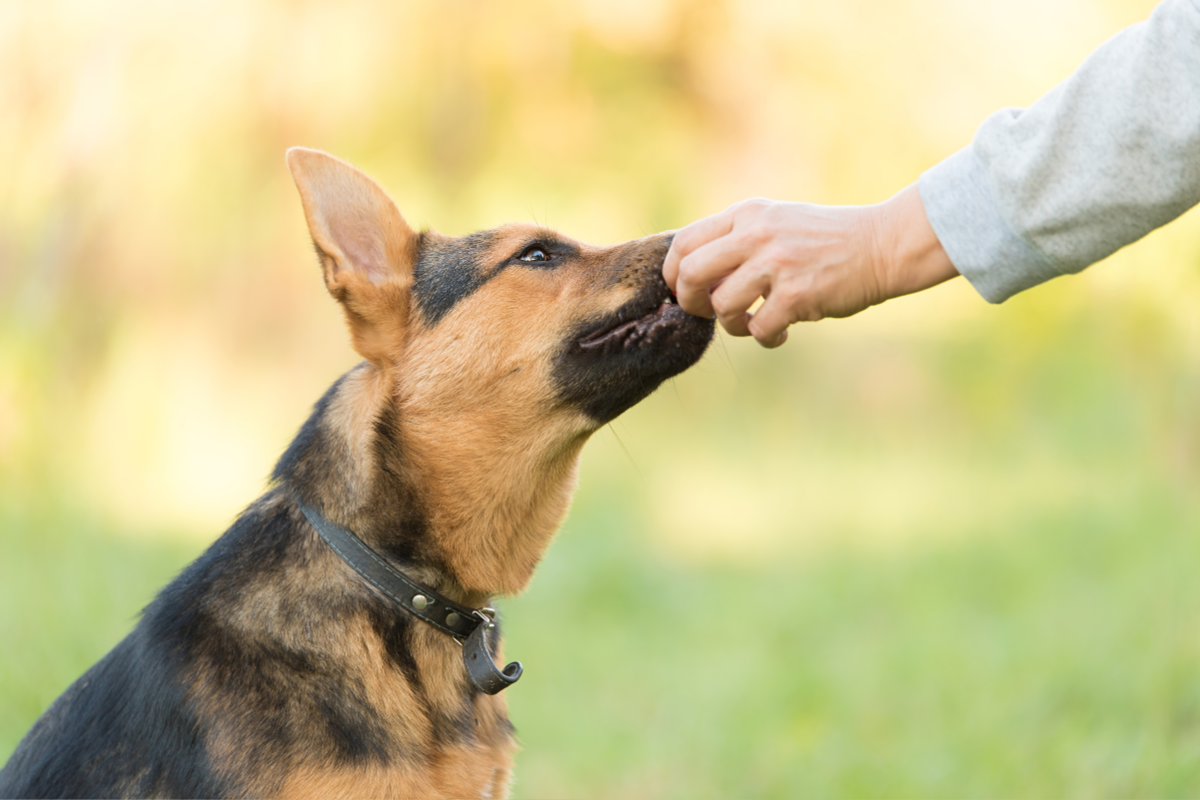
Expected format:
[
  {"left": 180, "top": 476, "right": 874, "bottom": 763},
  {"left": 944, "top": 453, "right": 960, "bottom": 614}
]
[{"left": 518, "top": 246, "right": 551, "bottom": 263}]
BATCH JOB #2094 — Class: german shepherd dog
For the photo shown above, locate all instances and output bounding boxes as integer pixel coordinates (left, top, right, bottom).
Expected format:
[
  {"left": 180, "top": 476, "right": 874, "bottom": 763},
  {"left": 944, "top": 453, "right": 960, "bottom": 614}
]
[{"left": 0, "top": 149, "right": 712, "bottom": 799}]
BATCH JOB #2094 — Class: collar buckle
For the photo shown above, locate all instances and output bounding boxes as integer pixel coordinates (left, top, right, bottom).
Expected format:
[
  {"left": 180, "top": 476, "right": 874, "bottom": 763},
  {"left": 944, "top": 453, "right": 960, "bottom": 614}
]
[{"left": 297, "top": 499, "right": 523, "bottom": 695}]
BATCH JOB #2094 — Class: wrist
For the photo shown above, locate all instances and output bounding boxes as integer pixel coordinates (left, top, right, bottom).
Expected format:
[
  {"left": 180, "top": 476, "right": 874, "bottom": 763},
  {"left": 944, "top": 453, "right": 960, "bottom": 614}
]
[{"left": 871, "top": 183, "right": 959, "bottom": 300}]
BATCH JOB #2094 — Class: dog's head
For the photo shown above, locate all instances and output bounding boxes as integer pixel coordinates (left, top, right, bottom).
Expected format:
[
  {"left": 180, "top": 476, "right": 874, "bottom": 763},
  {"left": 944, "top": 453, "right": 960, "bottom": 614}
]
[
  {"left": 288, "top": 147, "right": 712, "bottom": 436},
  {"left": 286, "top": 148, "right": 712, "bottom": 593}
]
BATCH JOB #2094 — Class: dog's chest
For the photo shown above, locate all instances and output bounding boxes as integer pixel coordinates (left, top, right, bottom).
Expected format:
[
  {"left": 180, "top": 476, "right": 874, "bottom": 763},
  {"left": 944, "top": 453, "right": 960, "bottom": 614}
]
[{"left": 274, "top": 742, "right": 515, "bottom": 799}]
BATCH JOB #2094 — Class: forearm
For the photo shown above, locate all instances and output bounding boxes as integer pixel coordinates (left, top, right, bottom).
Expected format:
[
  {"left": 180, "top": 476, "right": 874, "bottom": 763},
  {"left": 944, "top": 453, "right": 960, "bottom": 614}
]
[{"left": 922, "top": 0, "right": 1200, "bottom": 303}]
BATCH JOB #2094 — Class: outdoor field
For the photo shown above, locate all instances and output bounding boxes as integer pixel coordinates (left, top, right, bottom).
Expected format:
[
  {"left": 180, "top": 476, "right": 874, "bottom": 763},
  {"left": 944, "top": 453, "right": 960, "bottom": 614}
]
[{"left": 2, "top": 0, "right": 1199, "bottom": 796}]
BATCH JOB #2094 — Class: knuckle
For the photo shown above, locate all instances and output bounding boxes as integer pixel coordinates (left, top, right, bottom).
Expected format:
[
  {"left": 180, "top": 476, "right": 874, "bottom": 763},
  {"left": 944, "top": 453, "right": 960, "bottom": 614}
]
[
  {"left": 778, "top": 284, "right": 804, "bottom": 309},
  {"left": 778, "top": 271, "right": 812, "bottom": 303},
  {"left": 740, "top": 221, "right": 772, "bottom": 248},
  {"left": 711, "top": 295, "right": 739, "bottom": 322},
  {"left": 677, "top": 222, "right": 703, "bottom": 246},
  {"left": 668, "top": 236, "right": 692, "bottom": 261},
  {"left": 761, "top": 248, "right": 790, "bottom": 272},
  {"left": 733, "top": 197, "right": 770, "bottom": 221},
  {"left": 676, "top": 253, "right": 699, "bottom": 279},
  {"left": 783, "top": 290, "right": 821, "bottom": 323}
]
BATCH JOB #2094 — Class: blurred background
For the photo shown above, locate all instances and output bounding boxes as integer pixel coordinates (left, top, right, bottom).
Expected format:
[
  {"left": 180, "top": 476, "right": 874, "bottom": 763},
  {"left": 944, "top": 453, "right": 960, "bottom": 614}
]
[{"left": 3, "top": 0, "right": 1199, "bottom": 795}]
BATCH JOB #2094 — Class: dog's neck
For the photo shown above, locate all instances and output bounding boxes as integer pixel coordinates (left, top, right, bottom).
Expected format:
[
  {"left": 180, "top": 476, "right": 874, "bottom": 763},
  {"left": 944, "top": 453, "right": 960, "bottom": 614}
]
[
  {"left": 277, "top": 363, "right": 586, "bottom": 601},
  {"left": 402, "top": 413, "right": 587, "bottom": 597}
]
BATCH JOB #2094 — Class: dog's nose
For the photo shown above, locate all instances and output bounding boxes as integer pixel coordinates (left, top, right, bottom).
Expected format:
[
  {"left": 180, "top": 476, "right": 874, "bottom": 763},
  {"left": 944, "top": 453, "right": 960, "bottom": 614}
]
[{"left": 656, "top": 234, "right": 675, "bottom": 276}]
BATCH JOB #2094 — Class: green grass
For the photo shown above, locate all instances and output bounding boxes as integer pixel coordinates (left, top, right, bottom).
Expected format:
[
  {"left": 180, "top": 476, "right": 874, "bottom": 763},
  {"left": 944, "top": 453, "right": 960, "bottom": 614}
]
[
  {"left": 0, "top": 502, "right": 205, "bottom": 752},
  {"left": 500, "top": 471, "right": 1200, "bottom": 798},
  {"left": 3, "top": 470, "right": 1198, "bottom": 798}
]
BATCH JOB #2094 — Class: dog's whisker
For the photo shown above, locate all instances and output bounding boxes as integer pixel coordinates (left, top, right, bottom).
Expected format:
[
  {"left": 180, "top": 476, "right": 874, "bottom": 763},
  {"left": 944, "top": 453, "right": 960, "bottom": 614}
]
[
  {"left": 606, "top": 422, "right": 648, "bottom": 485},
  {"left": 716, "top": 328, "right": 738, "bottom": 379}
]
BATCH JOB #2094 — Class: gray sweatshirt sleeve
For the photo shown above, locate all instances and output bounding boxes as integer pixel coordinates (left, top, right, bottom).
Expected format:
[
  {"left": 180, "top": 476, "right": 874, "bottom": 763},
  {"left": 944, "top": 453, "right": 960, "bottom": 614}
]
[{"left": 918, "top": 0, "right": 1200, "bottom": 303}]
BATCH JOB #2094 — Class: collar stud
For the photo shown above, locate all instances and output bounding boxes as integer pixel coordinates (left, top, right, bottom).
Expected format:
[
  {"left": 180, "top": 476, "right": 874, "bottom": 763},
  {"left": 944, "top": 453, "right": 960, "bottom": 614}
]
[{"left": 297, "top": 499, "right": 523, "bottom": 695}]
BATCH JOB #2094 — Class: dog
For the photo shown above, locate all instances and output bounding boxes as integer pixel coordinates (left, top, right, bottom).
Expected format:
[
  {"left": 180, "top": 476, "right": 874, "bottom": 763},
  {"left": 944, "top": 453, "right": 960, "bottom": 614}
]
[{"left": 0, "top": 148, "right": 713, "bottom": 799}]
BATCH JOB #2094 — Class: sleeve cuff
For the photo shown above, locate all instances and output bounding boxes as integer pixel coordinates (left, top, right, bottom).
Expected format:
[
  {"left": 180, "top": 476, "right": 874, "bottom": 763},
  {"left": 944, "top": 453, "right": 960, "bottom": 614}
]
[{"left": 918, "top": 145, "right": 1062, "bottom": 303}]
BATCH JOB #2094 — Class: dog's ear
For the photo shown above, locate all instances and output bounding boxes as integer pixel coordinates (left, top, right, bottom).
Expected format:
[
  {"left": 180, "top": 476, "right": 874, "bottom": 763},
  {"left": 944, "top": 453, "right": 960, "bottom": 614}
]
[{"left": 286, "top": 147, "right": 417, "bottom": 365}]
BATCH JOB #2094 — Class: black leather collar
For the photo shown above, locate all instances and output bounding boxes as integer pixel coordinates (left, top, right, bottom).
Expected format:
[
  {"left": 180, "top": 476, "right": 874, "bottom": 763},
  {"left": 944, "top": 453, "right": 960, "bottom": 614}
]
[{"left": 297, "top": 500, "right": 523, "bottom": 695}]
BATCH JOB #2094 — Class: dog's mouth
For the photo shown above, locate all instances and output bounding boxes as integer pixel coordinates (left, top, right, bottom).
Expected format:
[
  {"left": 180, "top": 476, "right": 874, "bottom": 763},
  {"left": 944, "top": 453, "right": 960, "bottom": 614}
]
[
  {"left": 578, "top": 285, "right": 687, "bottom": 352},
  {"left": 556, "top": 270, "right": 712, "bottom": 424}
]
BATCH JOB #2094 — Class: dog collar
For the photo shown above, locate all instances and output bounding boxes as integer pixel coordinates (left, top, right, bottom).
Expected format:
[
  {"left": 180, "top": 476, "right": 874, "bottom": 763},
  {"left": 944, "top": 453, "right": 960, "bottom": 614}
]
[{"left": 296, "top": 500, "right": 523, "bottom": 695}]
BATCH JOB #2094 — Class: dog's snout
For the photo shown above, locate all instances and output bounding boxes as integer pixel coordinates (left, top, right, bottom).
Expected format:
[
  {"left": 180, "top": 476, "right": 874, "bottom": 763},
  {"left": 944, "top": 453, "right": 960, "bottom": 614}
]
[{"left": 624, "top": 234, "right": 673, "bottom": 280}]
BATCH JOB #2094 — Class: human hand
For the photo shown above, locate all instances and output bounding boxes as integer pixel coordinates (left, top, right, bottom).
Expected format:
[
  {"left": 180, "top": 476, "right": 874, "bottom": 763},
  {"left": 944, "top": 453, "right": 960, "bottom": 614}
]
[{"left": 662, "top": 184, "right": 958, "bottom": 348}]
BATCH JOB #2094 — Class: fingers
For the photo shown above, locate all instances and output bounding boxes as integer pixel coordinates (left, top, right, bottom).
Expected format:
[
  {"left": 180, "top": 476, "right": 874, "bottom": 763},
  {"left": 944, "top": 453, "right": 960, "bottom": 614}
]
[
  {"left": 710, "top": 262, "right": 793, "bottom": 348},
  {"left": 663, "top": 197, "right": 819, "bottom": 348},
  {"left": 662, "top": 206, "right": 736, "bottom": 292},
  {"left": 673, "top": 233, "right": 755, "bottom": 318},
  {"left": 747, "top": 288, "right": 800, "bottom": 348},
  {"left": 708, "top": 261, "right": 770, "bottom": 337}
]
